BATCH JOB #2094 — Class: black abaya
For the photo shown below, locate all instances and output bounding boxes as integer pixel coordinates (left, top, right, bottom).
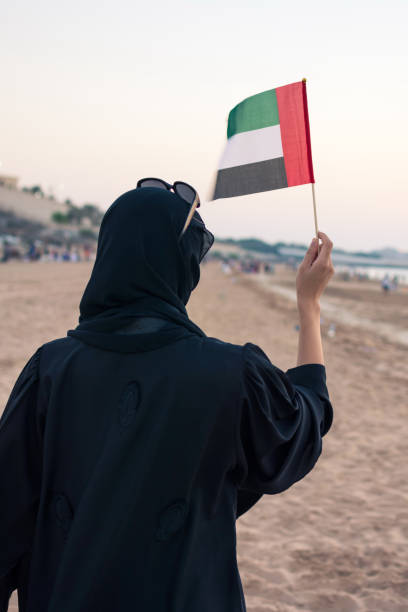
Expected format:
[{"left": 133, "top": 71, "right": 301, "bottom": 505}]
[{"left": 0, "top": 187, "right": 333, "bottom": 611}]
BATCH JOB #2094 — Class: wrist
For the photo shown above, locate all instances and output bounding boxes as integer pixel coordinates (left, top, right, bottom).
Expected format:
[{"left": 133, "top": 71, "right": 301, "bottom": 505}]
[{"left": 297, "top": 299, "right": 321, "bottom": 319}]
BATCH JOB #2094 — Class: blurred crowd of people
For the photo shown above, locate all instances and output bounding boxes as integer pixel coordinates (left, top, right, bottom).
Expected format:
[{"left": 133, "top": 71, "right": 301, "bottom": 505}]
[
  {"left": 1, "top": 239, "right": 95, "bottom": 263},
  {"left": 381, "top": 273, "right": 399, "bottom": 293},
  {"left": 206, "top": 256, "right": 275, "bottom": 276},
  {"left": 332, "top": 268, "right": 404, "bottom": 292},
  {"left": 2, "top": 238, "right": 405, "bottom": 297}
]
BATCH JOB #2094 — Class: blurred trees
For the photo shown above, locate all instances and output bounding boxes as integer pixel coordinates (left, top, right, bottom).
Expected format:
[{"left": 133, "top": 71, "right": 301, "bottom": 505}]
[
  {"left": 51, "top": 201, "right": 103, "bottom": 227},
  {"left": 51, "top": 212, "right": 69, "bottom": 224},
  {"left": 22, "top": 185, "right": 44, "bottom": 197},
  {"left": 20, "top": 184, "right": 103, "bottom": 228}
]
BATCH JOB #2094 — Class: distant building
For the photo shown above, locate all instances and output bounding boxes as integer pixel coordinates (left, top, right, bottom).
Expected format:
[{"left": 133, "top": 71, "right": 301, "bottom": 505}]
[{"left": 0, "top": 175, "right": 18, "bottom": 189}]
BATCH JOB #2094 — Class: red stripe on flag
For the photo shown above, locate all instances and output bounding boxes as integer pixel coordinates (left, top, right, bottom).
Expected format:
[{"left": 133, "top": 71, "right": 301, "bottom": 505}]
[{"left": 276, "top": 81, "right": 315, "bottom": 187}]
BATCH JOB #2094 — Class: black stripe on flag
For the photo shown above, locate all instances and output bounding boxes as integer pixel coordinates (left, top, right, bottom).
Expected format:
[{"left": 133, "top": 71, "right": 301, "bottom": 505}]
[{"left": 213, "top": 157, "right": 288, "bottom": 199}]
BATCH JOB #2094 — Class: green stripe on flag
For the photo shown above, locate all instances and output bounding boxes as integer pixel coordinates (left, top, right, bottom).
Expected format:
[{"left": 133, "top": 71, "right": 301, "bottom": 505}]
[{"left": 227, "top": 88, "right": 279, "bottom": 139}]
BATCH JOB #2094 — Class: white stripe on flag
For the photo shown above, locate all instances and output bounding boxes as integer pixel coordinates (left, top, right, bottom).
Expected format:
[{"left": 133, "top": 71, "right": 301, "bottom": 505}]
[{"left": 218, "top": 124, "right": 283, "bottom": 170}]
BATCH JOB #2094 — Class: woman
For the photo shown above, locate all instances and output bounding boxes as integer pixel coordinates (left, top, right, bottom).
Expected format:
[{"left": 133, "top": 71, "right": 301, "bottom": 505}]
[{"left": 0, "top": 182, "right": 334, "bottom": 612}]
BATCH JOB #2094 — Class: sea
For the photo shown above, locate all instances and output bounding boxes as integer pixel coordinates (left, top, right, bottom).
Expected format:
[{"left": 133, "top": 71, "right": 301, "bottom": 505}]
[{"left": 336, "top": 265, "right": 408, "bottom": 285}]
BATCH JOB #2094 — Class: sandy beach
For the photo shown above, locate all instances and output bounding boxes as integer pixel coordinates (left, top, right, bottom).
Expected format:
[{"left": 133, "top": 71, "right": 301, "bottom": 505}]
[{"left": 2, "top": 260, "right": 407, "bottom": 612}]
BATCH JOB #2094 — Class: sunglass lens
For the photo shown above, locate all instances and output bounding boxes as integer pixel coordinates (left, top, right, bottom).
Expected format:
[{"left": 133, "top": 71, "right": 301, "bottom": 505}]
[
  {"left": 200, "top": 228, "right": 214, "bottom": 261},
  {"left": 174, "top": 182, "right": 196, "bottom": 205},
  {"left": 187, "top": 222, "right": 214, "bottom": 262},
  {"left": 138, "top": 179, "right": 168, "bottom": 190}
]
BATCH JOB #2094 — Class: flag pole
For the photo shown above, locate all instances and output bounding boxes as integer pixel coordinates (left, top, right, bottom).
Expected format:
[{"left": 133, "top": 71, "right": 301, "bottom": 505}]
[
  {"left": 311, "top": 182, "right": 319, "bottom": 239},
  {"left": 302, "top": 78, "right": 319, "bottom": 243}
]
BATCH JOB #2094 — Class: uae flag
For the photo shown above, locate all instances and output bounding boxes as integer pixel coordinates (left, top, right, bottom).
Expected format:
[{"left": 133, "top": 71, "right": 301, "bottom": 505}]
[{"left": 212, "top": 80, "right": 315, "bottom": 199}]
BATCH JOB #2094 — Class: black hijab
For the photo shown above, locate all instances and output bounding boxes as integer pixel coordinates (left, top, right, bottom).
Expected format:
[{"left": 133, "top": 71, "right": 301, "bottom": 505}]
[{"left": 67, "top": 187, "right": 213, "bottom": 352}]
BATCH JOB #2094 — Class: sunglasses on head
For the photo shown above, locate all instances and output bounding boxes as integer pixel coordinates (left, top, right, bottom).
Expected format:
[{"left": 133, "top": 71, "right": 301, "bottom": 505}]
[
  {"left": 137, "top": 178, "right": 200, "bottom": 209},
  {"left": 136, "top": 177, "right": 214, "bottom": 261}
]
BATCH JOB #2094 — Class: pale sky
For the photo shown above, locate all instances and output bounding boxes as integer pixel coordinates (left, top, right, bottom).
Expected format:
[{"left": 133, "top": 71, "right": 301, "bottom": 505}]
[{"left": 2, "top": 0, "right": 407, "bottom": 251}]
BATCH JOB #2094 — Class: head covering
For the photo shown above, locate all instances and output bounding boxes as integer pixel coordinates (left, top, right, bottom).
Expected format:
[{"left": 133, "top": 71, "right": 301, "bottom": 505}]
[{"left": 67, "top": 187, "right": 213, "bottom": 352}]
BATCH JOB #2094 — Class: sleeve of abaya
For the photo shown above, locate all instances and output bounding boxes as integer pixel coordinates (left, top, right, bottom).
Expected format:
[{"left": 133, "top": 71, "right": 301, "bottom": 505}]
[
  {"left": 0, "top": 346, "right": 44, "bottom": 610},
  {"left": 234, "top": 342, "right": 333, "bottom": 504}
]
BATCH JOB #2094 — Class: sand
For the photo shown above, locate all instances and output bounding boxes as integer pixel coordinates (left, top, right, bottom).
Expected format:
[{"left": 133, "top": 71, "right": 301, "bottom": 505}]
[{"left": 2, "top": 260, "right": 407, "bottom": 612}]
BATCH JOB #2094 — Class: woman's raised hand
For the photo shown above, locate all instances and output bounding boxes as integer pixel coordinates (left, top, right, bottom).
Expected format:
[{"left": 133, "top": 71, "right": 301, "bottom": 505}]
[{"left": 296, "top": 232, "right": 335, "bottom": 311}]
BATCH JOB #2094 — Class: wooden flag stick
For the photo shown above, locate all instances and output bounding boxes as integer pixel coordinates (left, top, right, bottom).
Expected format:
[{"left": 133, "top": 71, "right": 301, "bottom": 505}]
[
  {"left": 180, "top": 193, "right": 199, "bottom": 236},
  {"left": 311, "top": 182, "right": 319, "bottom": 239},
  {"left": 303, "top": 79, "right": 319, "bottom": 244}
]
